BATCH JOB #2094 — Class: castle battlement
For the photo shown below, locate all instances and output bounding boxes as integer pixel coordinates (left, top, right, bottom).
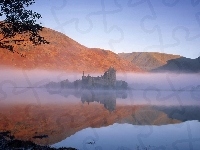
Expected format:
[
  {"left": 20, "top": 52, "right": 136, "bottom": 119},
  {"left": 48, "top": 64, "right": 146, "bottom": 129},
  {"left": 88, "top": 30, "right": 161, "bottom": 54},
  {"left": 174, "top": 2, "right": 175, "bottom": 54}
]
[{"left": 82, "top": 67, "right": 116, "bottom": 89}]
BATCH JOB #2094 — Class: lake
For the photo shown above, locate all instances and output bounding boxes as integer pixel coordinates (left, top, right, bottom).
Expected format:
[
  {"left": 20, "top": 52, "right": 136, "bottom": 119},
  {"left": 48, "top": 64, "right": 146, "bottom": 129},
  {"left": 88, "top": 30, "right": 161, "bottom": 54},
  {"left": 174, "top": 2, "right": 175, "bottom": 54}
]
[{"left": 0, "top": 70, "right": 200, "bottom": 149}]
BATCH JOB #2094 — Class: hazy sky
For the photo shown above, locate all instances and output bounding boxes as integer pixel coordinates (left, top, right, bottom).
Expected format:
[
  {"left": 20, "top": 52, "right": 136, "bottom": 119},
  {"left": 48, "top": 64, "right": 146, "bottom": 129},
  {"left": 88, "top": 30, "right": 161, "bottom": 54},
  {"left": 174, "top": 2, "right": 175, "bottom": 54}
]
[{"left": 2, "top": 0, "right": 200, "bottom": 58}]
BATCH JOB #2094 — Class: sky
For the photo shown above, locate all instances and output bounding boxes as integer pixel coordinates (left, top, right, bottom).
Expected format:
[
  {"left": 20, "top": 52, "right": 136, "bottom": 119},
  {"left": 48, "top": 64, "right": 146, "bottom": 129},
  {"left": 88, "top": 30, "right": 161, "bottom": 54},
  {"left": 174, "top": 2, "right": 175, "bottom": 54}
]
[{"left": 2, "top": 0, "right": 200, "bottom": 58}]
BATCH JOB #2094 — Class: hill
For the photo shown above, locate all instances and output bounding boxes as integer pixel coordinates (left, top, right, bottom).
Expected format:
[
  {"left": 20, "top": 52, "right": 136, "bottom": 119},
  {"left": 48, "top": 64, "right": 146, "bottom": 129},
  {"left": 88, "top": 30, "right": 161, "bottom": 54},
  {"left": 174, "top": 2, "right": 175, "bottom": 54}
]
[
  {"left": 0, "top": 28, "right": 142, "bottom": 73},
  {"left": 118, "top": 52, "right": 181, "bottom": 71},
  {"left": 151, "top": 57, "right": 200, "bottom": 73}
]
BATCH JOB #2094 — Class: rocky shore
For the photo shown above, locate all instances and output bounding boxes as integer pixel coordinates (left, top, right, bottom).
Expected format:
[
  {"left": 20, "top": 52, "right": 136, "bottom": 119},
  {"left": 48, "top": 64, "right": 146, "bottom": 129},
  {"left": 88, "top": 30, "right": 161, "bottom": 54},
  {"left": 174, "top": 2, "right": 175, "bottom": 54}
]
[{"left": 0, "top": 131, "right": 77, "bottom": 150}]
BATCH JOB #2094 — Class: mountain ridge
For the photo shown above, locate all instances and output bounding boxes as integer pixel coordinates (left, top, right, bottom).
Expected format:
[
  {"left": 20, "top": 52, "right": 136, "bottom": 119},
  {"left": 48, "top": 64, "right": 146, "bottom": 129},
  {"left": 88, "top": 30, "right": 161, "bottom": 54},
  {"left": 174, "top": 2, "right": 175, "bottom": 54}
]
[
  {"left": 0, "top": 27, "right": 142, "bottom": 73},
  {"left": 118, "top": 52, "right": 182, "bottom": 71},
  {"left": 151, "top": 56, "right": 200, "bottom": 73}
]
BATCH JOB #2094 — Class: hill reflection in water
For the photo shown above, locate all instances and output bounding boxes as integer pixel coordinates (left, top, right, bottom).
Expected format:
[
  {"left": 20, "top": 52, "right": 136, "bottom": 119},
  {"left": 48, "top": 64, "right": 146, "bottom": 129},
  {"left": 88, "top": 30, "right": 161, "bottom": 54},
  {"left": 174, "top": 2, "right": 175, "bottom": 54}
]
[
  {"left": 0, "top": 88, "right": 200, "bottom": 147},
  {"left": 0, "top": 89, "right": 192, "bottom": 145}
]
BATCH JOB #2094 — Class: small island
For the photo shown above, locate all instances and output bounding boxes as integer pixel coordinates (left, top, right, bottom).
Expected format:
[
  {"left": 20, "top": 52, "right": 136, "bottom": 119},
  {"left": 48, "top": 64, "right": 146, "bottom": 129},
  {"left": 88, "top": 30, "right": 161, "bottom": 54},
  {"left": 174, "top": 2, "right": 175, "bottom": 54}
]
[{"left": 44, "top": 67, "right": 128, "bottom": 90}]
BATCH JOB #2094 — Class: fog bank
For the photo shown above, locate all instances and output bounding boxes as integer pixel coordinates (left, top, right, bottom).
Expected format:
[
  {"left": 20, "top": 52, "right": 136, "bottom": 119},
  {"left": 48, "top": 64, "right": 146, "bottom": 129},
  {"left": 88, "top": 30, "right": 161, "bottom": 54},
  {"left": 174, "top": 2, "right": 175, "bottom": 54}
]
[
  {"left": 1, "top": 68, "right": 200, "bottom": 90},
  {"left": 0, "top": 68, "right": 199, "bottom": 106}
]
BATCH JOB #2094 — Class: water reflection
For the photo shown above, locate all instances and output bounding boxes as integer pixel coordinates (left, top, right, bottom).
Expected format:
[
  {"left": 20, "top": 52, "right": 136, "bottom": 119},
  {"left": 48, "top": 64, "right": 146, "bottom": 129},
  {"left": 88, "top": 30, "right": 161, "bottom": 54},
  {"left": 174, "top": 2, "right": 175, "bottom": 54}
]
[
  {"left": 53, "top": 121, "right": 200, "bottom": 150},
  {"left": 1, "top": 70, "right": 200, "bottom": 149},
  {"left": 47, "top": 88, "right": 127, "bottom": 112},
  {"left": 154, "top": 105, "right": 200, "bottom": 122},
  {"left": 0, "top": 88, "right": 200, "bottom": 147},
  {"left": 81, "top": 90, "right": 117, "bottom": 112}
]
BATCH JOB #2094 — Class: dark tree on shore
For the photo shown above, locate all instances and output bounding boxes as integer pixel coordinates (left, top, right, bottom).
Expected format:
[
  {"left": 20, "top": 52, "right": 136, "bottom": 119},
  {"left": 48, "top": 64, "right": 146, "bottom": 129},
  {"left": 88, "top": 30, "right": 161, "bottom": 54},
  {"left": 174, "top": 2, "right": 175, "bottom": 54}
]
[{"left": 0, "top": 0, "right": 49, "bottom": 52}]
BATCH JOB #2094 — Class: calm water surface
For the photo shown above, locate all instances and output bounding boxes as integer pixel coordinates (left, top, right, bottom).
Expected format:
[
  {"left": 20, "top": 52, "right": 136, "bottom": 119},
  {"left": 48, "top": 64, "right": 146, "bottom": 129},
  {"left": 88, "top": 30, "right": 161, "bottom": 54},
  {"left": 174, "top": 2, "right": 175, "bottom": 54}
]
[
  {"left": 0, "top": 71, "right": 200, "bottom": 149},
  {"left": 53, "top": 121, "right": 200, "bottom": 150}
]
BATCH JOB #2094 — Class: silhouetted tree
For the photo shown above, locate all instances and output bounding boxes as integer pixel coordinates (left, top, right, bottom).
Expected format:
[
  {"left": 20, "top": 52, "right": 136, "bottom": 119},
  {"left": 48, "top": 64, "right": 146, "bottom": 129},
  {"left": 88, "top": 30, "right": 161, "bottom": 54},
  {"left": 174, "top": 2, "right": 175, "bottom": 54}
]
[{"left": 0, "top": 0, "right": 49, "bottom": 52}]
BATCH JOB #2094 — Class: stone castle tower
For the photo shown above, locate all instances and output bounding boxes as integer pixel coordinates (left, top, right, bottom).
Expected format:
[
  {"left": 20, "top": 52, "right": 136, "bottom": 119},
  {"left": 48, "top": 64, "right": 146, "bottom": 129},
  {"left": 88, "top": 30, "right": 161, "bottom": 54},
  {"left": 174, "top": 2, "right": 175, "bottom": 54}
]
[
  {"left": 103, "top": 67, "right": 116, "bottom": 87},
  {"left": 82, "top": 67, "right": 116, "bottom": 88}
]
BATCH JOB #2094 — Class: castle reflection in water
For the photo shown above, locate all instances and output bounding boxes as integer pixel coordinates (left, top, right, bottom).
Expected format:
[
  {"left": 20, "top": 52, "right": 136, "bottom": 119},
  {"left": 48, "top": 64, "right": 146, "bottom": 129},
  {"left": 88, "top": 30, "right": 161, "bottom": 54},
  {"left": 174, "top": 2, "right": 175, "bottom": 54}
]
[
  {"left": 81, "top": 90, "right": 127, "bottom": 112},
  {"left": 47, "top": 89, "right": 127, "bottom": 112}
]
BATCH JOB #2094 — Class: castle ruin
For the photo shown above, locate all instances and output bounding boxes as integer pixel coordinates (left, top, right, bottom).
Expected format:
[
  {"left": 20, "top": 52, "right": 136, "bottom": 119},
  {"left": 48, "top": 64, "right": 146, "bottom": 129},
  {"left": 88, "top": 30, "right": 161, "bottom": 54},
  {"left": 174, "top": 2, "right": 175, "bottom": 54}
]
[{"left": 82, "top": 67, "right": 116, "bottom": 88}]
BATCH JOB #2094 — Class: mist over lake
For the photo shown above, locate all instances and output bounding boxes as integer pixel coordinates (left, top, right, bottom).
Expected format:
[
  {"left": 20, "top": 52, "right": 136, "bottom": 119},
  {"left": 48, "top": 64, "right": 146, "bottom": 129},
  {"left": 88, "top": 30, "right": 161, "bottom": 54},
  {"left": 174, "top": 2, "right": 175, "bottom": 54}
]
[
  {"left": 0, "top": 68, "right": 200, "bottom": 149},
  {"left": 1, "top": 69, "right": 199, "bottom": 105}
]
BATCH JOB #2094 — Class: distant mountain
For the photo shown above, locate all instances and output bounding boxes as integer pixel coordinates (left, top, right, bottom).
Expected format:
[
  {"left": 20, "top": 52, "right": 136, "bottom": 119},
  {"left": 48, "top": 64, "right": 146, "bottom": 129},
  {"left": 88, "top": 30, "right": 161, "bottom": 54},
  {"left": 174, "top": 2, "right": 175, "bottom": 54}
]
[
  {"left": 118, "top": 52, "right": 181, "bottom": 71},
  {"left": 151, "top": 57, "right": 200, "bottom": 73},
  {"left": 0, "top": 28, "right": 142, "bottom": 73}
]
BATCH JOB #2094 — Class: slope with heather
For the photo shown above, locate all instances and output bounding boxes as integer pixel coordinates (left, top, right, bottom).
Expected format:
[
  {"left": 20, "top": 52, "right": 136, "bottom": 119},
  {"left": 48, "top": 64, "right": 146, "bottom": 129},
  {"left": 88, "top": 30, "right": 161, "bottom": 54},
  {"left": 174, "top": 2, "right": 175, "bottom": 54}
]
[{"left": 0, "top": 28, "right": 142, "bottom": 73}]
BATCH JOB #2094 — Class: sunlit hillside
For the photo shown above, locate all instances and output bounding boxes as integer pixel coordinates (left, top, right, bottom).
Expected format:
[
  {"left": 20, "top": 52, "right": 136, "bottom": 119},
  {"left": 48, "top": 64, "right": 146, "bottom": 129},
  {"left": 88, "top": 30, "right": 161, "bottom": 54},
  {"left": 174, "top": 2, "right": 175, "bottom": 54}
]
[{"left": 0, "top": 28, "right": 142, "bottom": 73}]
